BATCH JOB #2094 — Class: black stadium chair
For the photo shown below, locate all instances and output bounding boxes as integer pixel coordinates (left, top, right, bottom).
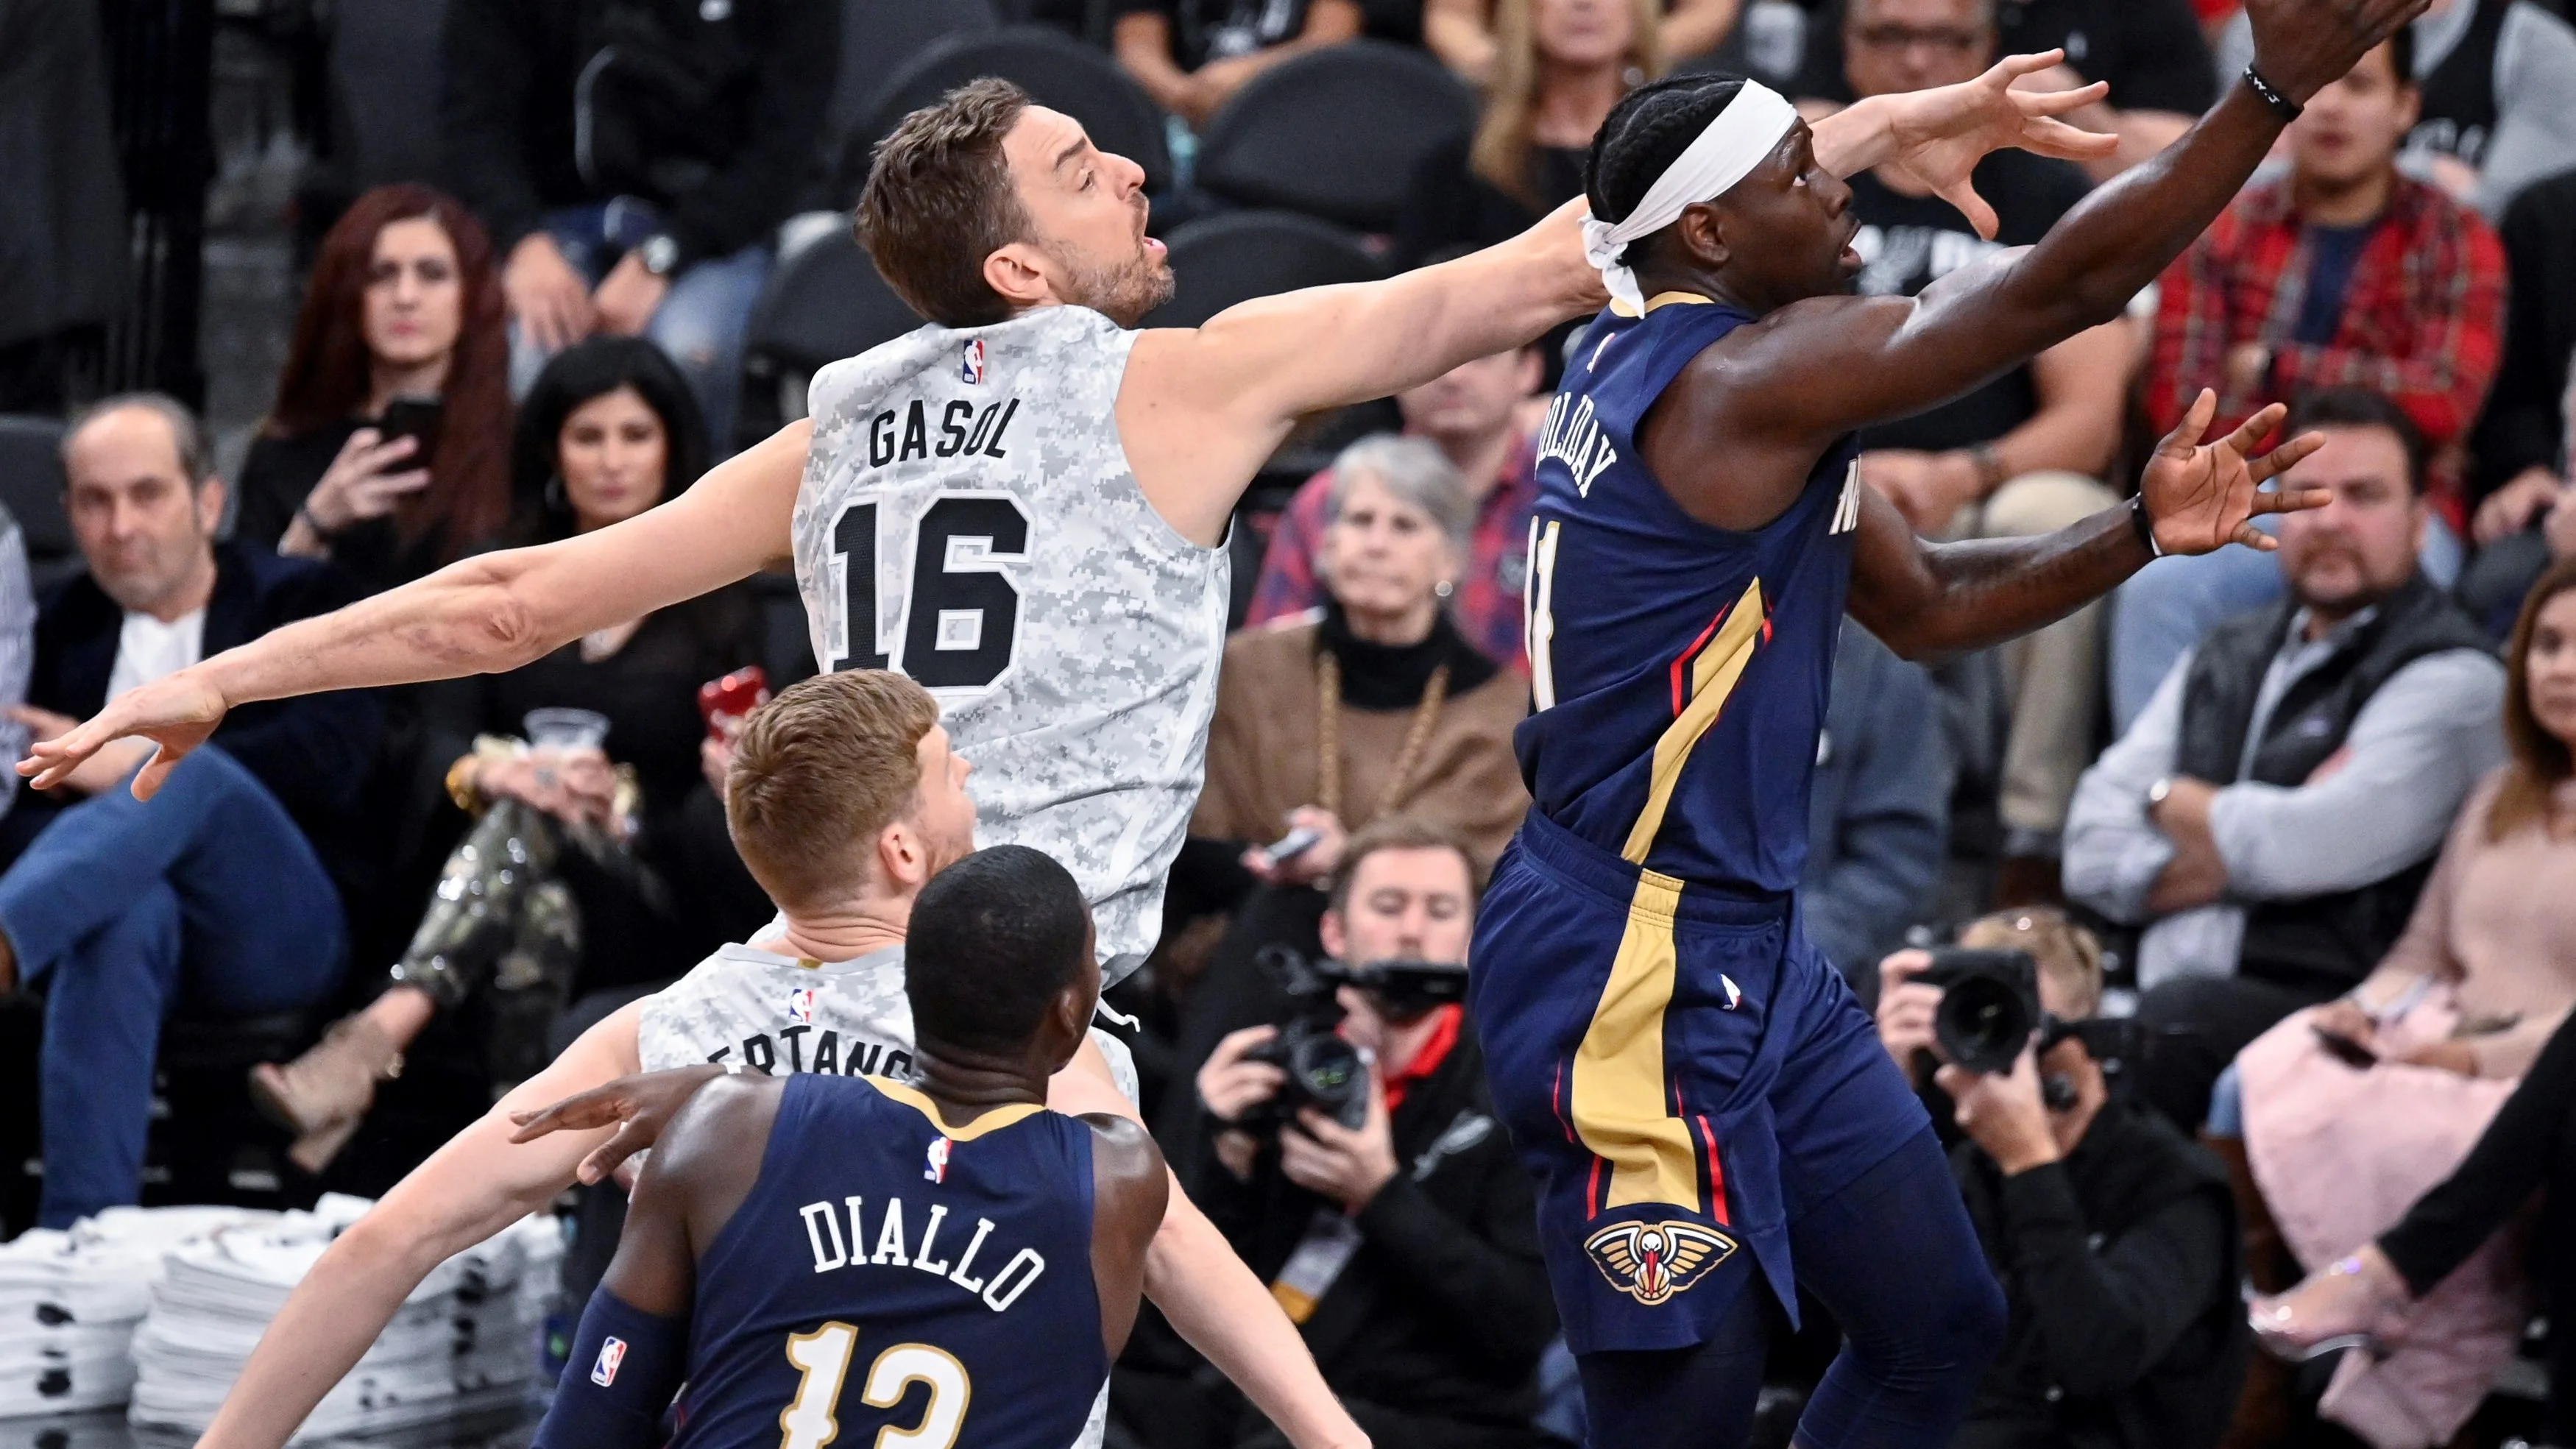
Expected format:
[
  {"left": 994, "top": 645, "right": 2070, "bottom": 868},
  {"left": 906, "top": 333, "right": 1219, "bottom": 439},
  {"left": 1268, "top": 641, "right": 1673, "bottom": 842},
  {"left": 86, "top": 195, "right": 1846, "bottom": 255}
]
[
  {"left": 1142, "top": 210, "right": 1385, "bottom": 330},
  {"left": 0, "top": 415, "right": 79, "bottom": 592},
  {"left": 818, "top": 0, "right": 999, "bottom": 204},
  {"left": 845, "top": 26, "right": 1172, "bottom": 199},
  {"left": 734, "top": 230, "right": 927, "bottom": 449},
  {"left": 1194, "top": 40, "right": 1476, "bottom": 233}
]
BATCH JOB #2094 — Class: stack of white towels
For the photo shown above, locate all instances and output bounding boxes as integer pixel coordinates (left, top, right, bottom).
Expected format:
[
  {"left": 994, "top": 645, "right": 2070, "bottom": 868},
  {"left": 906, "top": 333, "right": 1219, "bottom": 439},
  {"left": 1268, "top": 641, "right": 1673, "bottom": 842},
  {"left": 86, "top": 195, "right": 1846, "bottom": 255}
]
[
  {"left": 0, "top": 1207, "right": 262, "bottom": 1418},
  {"left": 0, "top": 1197, "right": 562, "bottom": 1441}
]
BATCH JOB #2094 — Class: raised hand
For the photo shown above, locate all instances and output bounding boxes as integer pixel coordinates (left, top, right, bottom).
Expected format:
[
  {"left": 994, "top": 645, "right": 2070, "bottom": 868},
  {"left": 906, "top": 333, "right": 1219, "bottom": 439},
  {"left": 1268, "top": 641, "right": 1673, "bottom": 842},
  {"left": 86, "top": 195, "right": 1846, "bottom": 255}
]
[
  {"left": 509, "top": 1063, "right": 729, "bottom": 1186},
  {"left": 2245, "top": 0, "right": 2432, "bottom": 102},
  {"left": 18, "top": 667, "right": 230, "bottom": 798},
  {"left": 1880, "top": 52, "right": 2120, "bottom": 239},
  {"left": 2140, "top": 392, "right": 2329, "bottom": 556}
]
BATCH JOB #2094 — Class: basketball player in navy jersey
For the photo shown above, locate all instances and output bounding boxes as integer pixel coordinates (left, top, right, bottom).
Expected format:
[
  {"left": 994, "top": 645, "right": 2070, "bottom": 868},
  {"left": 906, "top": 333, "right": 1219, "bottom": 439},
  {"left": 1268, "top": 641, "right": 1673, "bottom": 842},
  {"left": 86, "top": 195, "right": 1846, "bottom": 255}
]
[
  {"left": 1475, "top": 0, "right": 2428, "bottom": 1443},
  {"left": 534, "top": 845, "right": 1167, "bottom": 1449}
]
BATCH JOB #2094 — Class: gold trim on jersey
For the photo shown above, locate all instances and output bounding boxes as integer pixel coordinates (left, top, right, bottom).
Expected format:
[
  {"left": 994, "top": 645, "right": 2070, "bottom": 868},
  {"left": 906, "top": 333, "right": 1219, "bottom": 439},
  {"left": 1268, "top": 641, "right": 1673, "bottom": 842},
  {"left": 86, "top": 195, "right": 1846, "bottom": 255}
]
[
  {"left": 1568, "top": 575, "right": 1769, "bottom": 1216},
  {"left": 1621, "top": 577, "right": 1768, "bottom": 865},
  {"left": 866, "top": 1077, "right": 1046, "bottom": 1140},
  {"left": 1605, "top": 290, "right": 1719, "bottom": 319}
]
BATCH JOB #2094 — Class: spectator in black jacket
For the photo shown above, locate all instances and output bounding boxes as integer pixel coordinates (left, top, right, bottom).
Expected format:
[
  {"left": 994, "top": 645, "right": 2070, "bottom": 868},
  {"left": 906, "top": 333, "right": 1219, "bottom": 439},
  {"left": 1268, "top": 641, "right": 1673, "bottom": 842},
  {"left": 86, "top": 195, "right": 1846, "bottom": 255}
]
[
  {"left": 1878, "top": 909, "right": 2248, "bottom": 1449},
  {"left": 1190, "top": 816, "right": 1555, "bottom": 1448},
  {"left": 441, "top": 0, "right": 838, "bottom": 447},
  {"left": 3, "top": 395, "right": 379, "bottom": 1227}
]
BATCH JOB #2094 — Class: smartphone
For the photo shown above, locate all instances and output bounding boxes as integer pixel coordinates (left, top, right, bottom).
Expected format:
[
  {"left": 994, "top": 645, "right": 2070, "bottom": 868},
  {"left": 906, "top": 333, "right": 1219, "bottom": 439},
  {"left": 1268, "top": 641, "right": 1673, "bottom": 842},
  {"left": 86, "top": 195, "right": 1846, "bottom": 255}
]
[
  {"left": 375, "top": 395, "right": 444, "bottom": 470},
  {"left": 1254, "top": 825, "right": 1325, "bottom": 871},
  {"left": 698, "top": 667, "right": 771, "bottom": 740},
  {"left": 2312, "top": 1025, "right": 2378, "bottom": 1069}
]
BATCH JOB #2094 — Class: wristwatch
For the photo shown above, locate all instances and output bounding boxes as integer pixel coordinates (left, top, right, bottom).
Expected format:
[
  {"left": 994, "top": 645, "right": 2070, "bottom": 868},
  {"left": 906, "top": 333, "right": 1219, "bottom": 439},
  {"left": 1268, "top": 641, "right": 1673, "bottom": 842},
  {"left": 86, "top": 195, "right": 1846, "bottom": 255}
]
[
  {"left": 636, "top": 233, "right": 682, "bottom": 278},
  {"left": 2147, "top": 776, "right": 2175, "bottom": 810}
]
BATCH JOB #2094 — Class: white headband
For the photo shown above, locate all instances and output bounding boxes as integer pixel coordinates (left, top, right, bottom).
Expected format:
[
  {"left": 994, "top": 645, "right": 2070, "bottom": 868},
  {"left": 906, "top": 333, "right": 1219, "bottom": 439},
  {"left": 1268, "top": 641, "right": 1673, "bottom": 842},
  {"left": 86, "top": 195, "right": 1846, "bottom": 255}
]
[{"left": 1580, "top": 81, "right": 1800, "bottom": 313}]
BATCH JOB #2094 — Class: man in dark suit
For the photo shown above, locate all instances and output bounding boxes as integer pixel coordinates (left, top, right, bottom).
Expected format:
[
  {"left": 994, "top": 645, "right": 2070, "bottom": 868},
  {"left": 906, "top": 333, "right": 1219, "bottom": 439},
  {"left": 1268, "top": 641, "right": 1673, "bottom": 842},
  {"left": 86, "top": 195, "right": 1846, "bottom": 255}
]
[{"left": 4, "top": 394, "right": 379, "bottom": 1227}]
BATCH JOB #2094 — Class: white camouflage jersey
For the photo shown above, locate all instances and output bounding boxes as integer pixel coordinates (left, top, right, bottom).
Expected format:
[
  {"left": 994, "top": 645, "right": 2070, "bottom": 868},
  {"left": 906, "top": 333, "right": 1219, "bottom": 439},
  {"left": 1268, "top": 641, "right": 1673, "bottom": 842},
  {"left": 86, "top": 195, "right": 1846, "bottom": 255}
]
[{"left": 794, "top": 305, "right": 1231, "bottom": 986}]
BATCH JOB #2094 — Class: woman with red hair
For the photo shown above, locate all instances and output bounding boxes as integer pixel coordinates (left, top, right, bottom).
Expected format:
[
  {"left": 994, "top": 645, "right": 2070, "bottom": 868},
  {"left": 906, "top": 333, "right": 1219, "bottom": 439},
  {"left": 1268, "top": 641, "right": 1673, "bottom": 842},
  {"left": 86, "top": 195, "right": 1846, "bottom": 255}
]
[{"left": 236, "top": 184, "right": 516, "bottom": 598}]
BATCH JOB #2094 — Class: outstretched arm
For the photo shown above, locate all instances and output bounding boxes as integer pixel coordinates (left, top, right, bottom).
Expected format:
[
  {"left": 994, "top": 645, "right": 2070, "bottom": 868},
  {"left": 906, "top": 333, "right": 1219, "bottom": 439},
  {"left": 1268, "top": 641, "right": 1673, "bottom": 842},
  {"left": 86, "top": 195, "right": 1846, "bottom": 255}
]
[
  {"left": 1049, "top": 1040, "right": 1368, "bottom": 1449},
  {"left": 195, "top": 1003, "right": 648, "bottom": 1449},
  {"left": 23, "top": 421, "right": 810, "bottom": 796},
  {"left": 531, "top": 1077, "right": 778, "bottom": 1449},
  {"left": 1085, "top": 1114, "right": 1171, "bottom": 1358},
  {"left": 1850, "top": 397, "right": 2325, "bottom": 658},
  {"left": 1715, "top": 0, "right": 2424, "bottom": 450}
]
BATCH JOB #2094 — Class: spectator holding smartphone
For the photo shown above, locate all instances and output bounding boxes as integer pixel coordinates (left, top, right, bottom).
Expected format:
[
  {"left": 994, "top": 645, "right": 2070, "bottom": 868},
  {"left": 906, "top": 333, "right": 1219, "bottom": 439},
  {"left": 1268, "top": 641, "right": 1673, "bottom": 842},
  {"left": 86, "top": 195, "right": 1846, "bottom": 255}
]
[
  {"left": 1876, "top": 910, "right": 2248, "bottom": 1449},
  {"left": 238, "top": 185, "right": 517, "bottom": 598},
  {"left": 2207, "top": 556, "right": 2576, "bottom": 1448},
  {"left": 248, "top": 339, "right": 768, "bottom": 1171}
]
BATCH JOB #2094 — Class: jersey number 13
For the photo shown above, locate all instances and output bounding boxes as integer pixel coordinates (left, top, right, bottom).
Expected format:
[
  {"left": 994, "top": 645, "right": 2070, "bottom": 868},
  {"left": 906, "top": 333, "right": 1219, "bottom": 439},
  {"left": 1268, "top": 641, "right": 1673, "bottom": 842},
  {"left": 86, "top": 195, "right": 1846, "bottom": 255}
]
[
  {"left": 781, "top": 1321, "right": 971, "bottom": 1449},
  {"left": 827, "top": 494, "right": 1032, "bottom": 690}
]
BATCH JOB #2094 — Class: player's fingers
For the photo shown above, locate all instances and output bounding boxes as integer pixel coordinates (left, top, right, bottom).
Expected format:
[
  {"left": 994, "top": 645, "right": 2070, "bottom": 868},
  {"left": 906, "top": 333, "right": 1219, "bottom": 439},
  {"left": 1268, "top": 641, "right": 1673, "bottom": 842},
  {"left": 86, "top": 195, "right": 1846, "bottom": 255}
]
[
  {"left": 1938, "top": 183, "right": 2001, "bottom": 242},
  {"left": 2255, "top": 484, "right": 2332, "bottom": 517},
  {"left": 2237, "top": 521, "right": 2280, "bottom": 551},
  {"left": 2016, "top": 116, "right": 2120, "bottom": 159},
  {"left": 2158, "top": 389, "right": 2218, "bottom": 457},
  {"left": 2010, "top": 79, "right": 2109, "bottom": 118},
  {"left": 2218, "top": 401, "right": 2288, "bottom": 459},
  {"left": 131, "top": 743, "right": 187, "bottom": 801},
  {"left": 1987, "top": 49, "right": 2067, "bottom": 81},
  {"left": 2250, "top": 431, "right": 2327, "bottom": 485},
  {"left": 580, "top": 1124, "right": 651, "bottom": 1186}
]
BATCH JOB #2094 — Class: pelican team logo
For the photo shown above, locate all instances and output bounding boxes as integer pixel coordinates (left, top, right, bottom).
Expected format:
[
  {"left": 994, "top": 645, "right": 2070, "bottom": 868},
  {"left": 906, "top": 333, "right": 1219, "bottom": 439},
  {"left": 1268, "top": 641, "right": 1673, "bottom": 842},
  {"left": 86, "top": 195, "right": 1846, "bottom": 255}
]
[
  {"left": 960, "top": 338, "right": 988, "bottom": 385},
  {"left": 1584, "top": 1219, "right": 1735, "bottom": 1305},
  {"left": 924, "top": 1137, "right": 952, "bottom": 1184},
  {"left": 785, "top": 988, "right": 815, "bottom": 1026}
]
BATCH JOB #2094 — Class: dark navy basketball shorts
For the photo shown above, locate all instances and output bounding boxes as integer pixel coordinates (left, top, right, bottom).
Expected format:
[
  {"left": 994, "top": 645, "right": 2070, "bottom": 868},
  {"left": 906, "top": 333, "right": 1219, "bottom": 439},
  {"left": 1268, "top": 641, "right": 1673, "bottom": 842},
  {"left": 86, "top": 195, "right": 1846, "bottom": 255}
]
[{"left": 1468, "top": 809, "right": 1930, "bottom": 1354}]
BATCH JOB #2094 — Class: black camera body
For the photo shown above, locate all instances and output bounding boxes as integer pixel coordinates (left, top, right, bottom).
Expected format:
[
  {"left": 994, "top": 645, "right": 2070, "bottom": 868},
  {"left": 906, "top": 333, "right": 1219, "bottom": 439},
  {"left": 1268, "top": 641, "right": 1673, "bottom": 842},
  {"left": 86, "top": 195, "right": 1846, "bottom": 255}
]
[
  {"left": 1232, "top": 946, "right": 1471, "bottom": 1136},
  {"left": 1917, "top": 947, "right": 2042, "bottom": 1076},
  {"left": 1239, "top": 1021, "right": 1370, "bottom": 1133}
]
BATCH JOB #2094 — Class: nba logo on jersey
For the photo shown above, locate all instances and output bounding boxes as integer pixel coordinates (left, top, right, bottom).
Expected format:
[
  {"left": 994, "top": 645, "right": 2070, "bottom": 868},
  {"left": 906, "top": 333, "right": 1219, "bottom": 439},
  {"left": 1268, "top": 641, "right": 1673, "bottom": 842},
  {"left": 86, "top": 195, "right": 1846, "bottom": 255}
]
[
  {"left": 960, "top": 338, "right": 988, "bottom": 385},
  {"left": 786, "top": 988, "right": 815, "bottom": 1026},
  {"left": 924, "top": 1137, "right": 952, "bottom": 1183},
  {"left": 591, "top": 1336, "right": 628, "bottom": 1386}
]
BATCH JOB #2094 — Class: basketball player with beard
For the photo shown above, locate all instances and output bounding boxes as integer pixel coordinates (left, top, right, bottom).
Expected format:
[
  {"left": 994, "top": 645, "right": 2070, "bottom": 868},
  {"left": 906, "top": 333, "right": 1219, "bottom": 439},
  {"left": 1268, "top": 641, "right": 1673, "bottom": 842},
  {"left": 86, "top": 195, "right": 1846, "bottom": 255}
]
[{"left": 29, "top": 65, "right": 2112, "bottom": 1449}]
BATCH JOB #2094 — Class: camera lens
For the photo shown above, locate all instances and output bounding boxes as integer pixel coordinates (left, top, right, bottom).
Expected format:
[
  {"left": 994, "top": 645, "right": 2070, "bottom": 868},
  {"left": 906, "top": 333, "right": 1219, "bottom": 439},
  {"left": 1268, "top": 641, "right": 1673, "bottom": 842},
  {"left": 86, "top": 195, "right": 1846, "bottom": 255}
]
[{"left": 1935, "top": 974, "right": 2035, "bottom": 1076}]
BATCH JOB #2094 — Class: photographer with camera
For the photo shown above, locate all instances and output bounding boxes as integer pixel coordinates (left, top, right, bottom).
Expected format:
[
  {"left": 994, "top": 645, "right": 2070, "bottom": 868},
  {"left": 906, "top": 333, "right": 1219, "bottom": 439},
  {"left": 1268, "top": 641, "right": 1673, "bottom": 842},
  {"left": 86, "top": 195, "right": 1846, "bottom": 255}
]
[
  {"left": 1192, "top": 816, "right": 1557, "bottom": 1449},
  {"left": 1876, "top": 910, "right": 2248, "bottom": 1449}
]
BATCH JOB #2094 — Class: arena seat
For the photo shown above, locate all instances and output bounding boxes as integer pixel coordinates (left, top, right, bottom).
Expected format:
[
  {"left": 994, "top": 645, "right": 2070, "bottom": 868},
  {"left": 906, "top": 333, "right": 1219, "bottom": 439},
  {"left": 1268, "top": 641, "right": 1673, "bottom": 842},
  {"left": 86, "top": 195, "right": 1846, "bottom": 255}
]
[
  {"left": 0, "top": 415, "right": 82, "bottom": 592},
  {"left": 1193, "top": 40, "right": 1476, "bottom": 233},
  {"left": 818, "top": 0, "right": 999, "bottom": 206},
  {"left": 732, "top": 230, "right": 925, "bottom": 448},
  {"left": 843, "top": 26, "right": 1172, "bottom": 201},
  {"left": 1142, "top": 210, "right": 1385, "bottom": 330}
]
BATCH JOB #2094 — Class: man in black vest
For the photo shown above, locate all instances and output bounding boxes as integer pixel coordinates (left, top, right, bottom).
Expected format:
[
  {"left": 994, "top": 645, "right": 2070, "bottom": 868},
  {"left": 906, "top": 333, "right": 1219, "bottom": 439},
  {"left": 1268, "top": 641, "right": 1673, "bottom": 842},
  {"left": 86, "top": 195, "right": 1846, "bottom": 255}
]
[{"left": 2064, "top": 388, "right": 2505, "bottom": 1130}]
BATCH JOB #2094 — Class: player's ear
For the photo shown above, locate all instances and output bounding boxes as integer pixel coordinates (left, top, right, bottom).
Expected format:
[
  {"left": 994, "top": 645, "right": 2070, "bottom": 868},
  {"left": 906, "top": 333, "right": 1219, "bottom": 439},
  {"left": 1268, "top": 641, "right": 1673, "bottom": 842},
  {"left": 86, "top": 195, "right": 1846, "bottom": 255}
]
[
  {"left": 983, "top": 242, "right": 1054, "bottom": 311},
  {"left": 877, "top": 822, "right": 929, "bottom": 893},
  {"left": 1319, "top": 909, "right": 1348, "bottom": 962},
  {"left": 1674, "top": 203, "right": 1730, "bottom": 273}
]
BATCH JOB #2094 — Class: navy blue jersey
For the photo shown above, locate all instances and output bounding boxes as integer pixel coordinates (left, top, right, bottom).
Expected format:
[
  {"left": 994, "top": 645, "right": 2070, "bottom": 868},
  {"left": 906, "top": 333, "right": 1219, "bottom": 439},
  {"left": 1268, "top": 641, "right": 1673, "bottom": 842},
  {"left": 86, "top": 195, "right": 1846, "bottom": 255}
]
[
  {"left": 1518, "top": 296, "right": 1866, "bottom": 892},
  {"left": 672, "top": 1074, "right": 1104, "bottom": 1449}
]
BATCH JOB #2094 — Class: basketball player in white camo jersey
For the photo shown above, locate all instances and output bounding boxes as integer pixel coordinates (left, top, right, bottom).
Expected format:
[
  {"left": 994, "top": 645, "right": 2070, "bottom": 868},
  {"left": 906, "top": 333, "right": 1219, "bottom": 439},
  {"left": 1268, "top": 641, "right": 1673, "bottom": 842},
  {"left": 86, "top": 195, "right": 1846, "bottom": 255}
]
[{"left": 28, "top": 64, "right": 2116, "bottom": 1449}]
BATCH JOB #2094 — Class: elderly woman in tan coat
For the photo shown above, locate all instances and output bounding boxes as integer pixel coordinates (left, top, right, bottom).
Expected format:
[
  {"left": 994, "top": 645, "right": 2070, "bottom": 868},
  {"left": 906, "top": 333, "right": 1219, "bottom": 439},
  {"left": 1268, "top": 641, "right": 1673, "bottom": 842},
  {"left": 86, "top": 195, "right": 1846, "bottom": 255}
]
[{"left": 1195, "top": 433, "right": 1532, "bottom": 888}]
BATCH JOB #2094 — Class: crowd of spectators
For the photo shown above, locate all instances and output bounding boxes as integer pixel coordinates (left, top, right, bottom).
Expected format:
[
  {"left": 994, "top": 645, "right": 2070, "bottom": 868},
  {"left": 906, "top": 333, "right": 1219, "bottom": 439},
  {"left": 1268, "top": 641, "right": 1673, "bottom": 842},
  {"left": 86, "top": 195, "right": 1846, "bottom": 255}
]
[{"left": 3, "top": 0, "right": 2576, "bottom": 1444}]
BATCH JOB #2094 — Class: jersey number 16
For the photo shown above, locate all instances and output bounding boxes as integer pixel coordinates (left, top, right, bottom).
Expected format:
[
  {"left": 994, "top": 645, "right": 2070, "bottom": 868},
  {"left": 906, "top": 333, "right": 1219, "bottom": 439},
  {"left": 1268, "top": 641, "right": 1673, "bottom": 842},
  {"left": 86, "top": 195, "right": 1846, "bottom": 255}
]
[{"left": 828, "top": 495, "right": 1032, "bottom": 691}]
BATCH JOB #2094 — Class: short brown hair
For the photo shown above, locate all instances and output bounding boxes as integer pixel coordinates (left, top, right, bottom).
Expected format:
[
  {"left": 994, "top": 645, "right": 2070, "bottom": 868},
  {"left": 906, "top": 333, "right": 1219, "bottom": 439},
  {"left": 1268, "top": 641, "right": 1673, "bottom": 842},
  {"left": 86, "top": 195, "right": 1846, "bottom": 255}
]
[
  {"left": 725, "top": 670, "right": 941, "bottom": 911},
  {"left": 854, "top": 79, "right": 1033, "bottom": 328},
  {"left": 1325, "top": 816, "right": 1485, "bottom": 915},
  {"left": 1958, "top": 907, "right": 2104, "bottom": 1019}
]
